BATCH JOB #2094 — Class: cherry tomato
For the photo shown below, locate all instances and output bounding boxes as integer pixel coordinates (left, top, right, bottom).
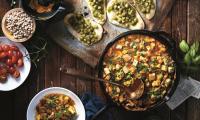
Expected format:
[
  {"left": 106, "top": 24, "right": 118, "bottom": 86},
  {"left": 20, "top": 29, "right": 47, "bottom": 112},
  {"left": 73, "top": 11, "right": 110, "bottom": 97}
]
[
  {"left": 11, "top": 56, "right": 18, "bottom": 64},
  {"left": 10, "top": 46, "right": 19, "bottom": 51},
  {"left": 0, "top": 46, "right": 3, "bottom": 52},
  {"left": 7, "top": 50, "right": 13, "bottom": 57},
  {"left": 16, "top": 51, "right": 23, "bottom": 58},
  {"left": 17, "top": 58, "right": 24, "bottom": 67},
  {"left": 8, "top": 66, "right": 15, "bottom": 74},
  {"left": 0, "top": 52, "right": 7, "bottom": 59},
  {"left": 6, "top": 58, "right": 13, "bottom": 66},
  {"left": 2, "top": 45, "right": 10, "bottom": 51},
  {"left": 12, "top": 70, "right": 20, "bottom": 78}
]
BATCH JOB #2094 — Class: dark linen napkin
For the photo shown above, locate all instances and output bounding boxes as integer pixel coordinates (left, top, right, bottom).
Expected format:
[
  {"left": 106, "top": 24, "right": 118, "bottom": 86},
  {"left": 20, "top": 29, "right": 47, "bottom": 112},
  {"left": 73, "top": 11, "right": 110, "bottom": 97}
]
[
  {"left": 81, "top": 93, "right": 112, "bottom": 120},
  {"left": 166, "top": 75, "right": 200, "bottom": 110}
]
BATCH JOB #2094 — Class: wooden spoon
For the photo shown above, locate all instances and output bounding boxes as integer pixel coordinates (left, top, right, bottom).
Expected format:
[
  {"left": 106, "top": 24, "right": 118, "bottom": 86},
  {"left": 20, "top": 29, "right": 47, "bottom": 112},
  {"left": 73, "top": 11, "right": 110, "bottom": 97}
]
[{"left": 60, "top": 67, "right": 145, "bottom": 100}]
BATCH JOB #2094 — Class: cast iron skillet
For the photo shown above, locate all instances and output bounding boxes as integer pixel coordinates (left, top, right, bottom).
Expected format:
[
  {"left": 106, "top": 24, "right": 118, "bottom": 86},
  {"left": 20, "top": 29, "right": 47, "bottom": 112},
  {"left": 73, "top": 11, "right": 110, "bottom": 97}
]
[
  {"left": 95, "top": 30, "right": 180, "bottom": 117},
  {"left": 21, "top": 0, "right": 66, "bottom": 20}
]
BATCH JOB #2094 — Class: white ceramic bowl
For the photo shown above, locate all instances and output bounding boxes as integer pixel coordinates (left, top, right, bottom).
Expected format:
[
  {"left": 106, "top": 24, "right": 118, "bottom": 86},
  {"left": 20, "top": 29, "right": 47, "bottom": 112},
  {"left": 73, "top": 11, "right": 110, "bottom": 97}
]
[
  {"left": 27, "top": 87, "right": 86, "bottom": 120},
  {"left": 0, "top": 37, "right": 31, "bottom": 91}
]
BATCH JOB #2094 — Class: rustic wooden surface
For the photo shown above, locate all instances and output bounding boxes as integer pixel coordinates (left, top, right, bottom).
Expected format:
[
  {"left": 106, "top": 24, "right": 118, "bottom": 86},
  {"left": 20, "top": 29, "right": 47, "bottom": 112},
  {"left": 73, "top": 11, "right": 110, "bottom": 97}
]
[{"left": 0, "top": 0, "right": 200, "bottom": 120}]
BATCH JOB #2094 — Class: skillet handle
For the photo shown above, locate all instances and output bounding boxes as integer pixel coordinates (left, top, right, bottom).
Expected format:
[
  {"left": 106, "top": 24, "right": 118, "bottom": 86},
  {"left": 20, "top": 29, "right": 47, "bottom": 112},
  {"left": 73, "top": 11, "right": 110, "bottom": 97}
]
[{"left": 155, "top": 31, "right": 176, "bottom": 50}]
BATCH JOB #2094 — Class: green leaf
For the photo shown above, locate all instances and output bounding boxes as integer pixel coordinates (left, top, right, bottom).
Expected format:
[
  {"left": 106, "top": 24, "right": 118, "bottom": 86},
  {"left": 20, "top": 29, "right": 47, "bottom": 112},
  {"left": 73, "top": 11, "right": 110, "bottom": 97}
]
[
  {"left": 192, "top": 55, "right": 200, "bottom": 65},
  {"left": 55, "top": 112, "right": 62, "bottom": 119},
  {"left": 189, "top": 48, "right": 196, "bottom": 58},
  {"left": 179, "top": 40, "right": 189, "bottom": 53},
  {"left": 191, "top": 41, "right": 199, "bottom": 52},
  {"left": 184, "top": 52, "right": 192, "bottom": 65}
]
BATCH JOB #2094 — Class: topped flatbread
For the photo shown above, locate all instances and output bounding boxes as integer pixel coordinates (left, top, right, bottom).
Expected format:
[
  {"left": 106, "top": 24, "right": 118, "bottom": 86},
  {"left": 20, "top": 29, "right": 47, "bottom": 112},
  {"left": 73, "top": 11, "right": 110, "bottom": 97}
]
[
  {"left": 64, "top": 13, "right": 103, "bottom": 46},
  {"left": 86, "top": 0, "right": 107, "bottom": 25},
  {"left": 133, "top": 0, "right": 156, "bottom": 20},
  {"left": 107, "top": 0, "right": 145, "bottom": 30}
]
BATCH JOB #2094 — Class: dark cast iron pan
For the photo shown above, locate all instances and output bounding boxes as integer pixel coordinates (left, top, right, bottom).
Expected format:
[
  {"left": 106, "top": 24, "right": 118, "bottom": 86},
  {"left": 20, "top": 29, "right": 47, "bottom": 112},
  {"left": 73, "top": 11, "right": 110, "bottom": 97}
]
[{"left": 92, "top": 30, "right": 180, "bottom": 119}]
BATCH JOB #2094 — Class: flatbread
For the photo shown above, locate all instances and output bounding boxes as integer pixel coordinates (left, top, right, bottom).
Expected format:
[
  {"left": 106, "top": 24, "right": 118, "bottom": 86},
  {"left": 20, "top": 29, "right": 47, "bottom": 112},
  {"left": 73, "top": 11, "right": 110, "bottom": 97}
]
[
  {"left": 133, "top": 0, "right": 156, "bottom": 20},
  {"left": 64, "top": 13, "right": 103, "bottom": 45},
  {"left": 107, "top": 0, "right": 145, "bottom": 30},
  {"left": 86, "top": 0, "right": 107, "bottom": 25}
]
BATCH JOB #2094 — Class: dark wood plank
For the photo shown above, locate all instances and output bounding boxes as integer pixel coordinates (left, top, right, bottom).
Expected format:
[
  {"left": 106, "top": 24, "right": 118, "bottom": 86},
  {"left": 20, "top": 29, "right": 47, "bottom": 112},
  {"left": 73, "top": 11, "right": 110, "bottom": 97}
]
[
  {"left": 13, "top": 82, "right": 29, "bottom": 120},
  {"left": 171, "top": 0, "right": 188, "bottom": 120},
  {"left": 60, "top": 50, "right": 77, "bottom": 93},
  {"left": 0, "top": 91, "right": 14, "bottom": 120},
  {"left": 186, "top": 0, "right": 200, "bottom": 120},
  {"left": 28, "top": 63, "right": 45, "bottom": 101},
  {"left": 76, "top": 59, "right": 93, "bottom": 95},
  {"left": 44, "top": 39, "right": 61, "bottom": 87},
  {"left": 0, "top": 0, "right": 11, "bottom": 35},
  {"left": 0, "top": 1, "right": 14, "bottom": 120},
  {"left": 153, "top": 9, "right": 172, "bottom": 120}
]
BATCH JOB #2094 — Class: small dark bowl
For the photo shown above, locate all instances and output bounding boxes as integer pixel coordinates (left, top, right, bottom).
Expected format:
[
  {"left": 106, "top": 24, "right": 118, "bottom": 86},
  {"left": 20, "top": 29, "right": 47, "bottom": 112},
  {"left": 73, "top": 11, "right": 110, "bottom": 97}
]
[
  {"left": 97, "top": 30, "right": 180, "bottom": 111},
  {"left": 21, "top": 0, "right": 66, "bottom": 20}
]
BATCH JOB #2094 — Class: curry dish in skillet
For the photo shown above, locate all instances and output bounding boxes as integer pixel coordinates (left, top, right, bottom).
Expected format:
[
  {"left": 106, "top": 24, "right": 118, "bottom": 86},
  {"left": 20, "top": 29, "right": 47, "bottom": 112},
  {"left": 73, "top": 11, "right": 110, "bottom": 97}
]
[{"left": 103, "top": 34, "right": 176, "bottom": 111}]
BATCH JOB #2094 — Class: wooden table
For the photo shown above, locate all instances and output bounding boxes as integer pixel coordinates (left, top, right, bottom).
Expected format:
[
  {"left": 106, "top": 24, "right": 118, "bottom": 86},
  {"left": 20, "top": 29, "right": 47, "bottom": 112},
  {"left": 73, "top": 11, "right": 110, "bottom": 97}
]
[{"left": 0, "top": 0, "right": 200, "bottom": 120}]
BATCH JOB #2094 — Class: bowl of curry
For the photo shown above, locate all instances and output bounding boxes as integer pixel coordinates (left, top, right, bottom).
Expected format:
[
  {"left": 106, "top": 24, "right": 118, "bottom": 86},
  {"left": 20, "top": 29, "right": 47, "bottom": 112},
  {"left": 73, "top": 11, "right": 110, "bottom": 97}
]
[
  {"left": 27, "top": 87, "right": 85, "bottom": 120},
  {"left": 99, "top": 30, "right": 179, "bottom": 111}
]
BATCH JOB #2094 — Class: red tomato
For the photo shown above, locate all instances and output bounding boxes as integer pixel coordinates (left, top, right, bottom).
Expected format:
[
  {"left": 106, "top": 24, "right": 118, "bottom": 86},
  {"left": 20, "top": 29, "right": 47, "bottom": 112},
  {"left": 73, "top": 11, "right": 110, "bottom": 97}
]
[
  {"left": 11, "top": 56, "right": 18, "bottom": 64},
  {"left": 2, "top": 45, "right": 10, "bottom": 51},
  {"left": 16, "top": 51, "right": 23, "bottom": 58},
  {"left": 17, "top": 58, "right": 24, "bottom": 67},
  {"left": 8, "top": 66, "right": 15, "bottom": 74},
  {"left": 12, "top": 70, "right": 20, "bottom": 78},
  {"left": 6, "top": 58, "right": 13, "bottom": 66},
  {"left": 10, "top": 46, "right": 19, "bottom": 51},
  {"left": 0, "top": 52, "right": 7, "bottom": 59},
  {"left": 0, "top": 46, "right": 3, "bottom": 52},
  {"left": 7, "top": 50, "right": 13, "bottom": 57}
]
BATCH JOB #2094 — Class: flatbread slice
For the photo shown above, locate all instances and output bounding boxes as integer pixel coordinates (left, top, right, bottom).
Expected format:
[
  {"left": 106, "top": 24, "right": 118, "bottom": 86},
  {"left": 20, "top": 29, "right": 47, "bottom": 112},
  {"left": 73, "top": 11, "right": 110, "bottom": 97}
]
[
  {"left": 64, "top": 13, "right": 103, "bottom": 46},
  {"left": 86, "top": 0, "right": 107, "bottom": 25},
  {"left": 107, "top": 0, "right": 145, "bottom": 30},
  {"left": 133, "top": 0, "right": 156, "bottom": 20}
]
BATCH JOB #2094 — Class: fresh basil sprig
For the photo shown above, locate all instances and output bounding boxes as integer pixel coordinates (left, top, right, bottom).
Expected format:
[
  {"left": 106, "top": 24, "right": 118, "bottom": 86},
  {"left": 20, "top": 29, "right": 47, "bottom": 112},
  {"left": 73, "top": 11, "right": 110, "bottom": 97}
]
[
  {"left": 179, "top": 40, "right": 200, "bottom": 65},
  {"left": 179, "top": 40, "right": 189, "bottom": 53}
]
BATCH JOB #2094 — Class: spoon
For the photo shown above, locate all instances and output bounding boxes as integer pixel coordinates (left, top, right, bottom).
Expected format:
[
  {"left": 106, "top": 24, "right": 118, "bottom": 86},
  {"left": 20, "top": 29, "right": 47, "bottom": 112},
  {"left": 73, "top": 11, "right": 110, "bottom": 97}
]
[{"left": 60, "top": 67, "right": 145, "bottom": 100}]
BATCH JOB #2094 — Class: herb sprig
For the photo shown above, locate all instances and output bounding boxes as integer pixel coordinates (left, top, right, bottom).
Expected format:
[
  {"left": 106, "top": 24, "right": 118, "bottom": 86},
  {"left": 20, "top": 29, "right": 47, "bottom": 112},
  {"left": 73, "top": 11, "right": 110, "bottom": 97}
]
[
  {"left": 24, "top": 35, "right": 48, "bottom": 68},
  {"left": 179, "top": 40, "right": 200, "bottom": 65}
]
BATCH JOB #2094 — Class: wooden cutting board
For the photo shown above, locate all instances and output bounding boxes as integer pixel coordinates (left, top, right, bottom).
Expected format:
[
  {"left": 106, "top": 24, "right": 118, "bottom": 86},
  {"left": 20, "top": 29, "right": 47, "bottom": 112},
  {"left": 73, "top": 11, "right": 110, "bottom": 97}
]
[{"left": 47, "top": 0, "right": 175, "bottom": 68}]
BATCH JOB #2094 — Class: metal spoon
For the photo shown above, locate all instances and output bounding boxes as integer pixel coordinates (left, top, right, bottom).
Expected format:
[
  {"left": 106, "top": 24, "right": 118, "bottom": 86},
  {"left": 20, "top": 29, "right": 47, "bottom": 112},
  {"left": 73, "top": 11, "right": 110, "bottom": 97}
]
[{"left": 60, "top": 67, "right": 145, "bottom": 100}]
